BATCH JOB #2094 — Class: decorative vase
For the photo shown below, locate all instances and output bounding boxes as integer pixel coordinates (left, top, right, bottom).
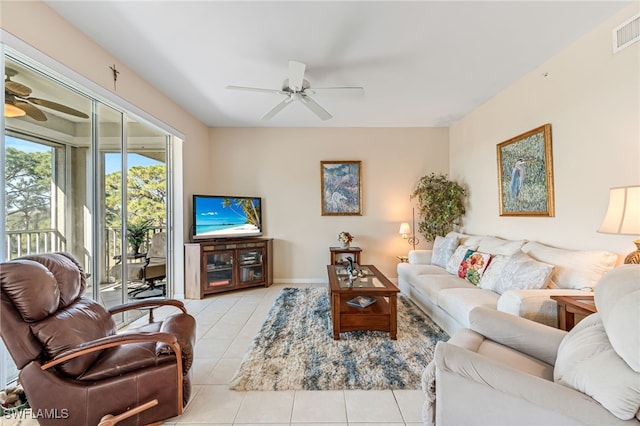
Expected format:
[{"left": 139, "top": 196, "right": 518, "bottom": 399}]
[{"left": 341, "top": 241, "right": 350, "bottom": 249}]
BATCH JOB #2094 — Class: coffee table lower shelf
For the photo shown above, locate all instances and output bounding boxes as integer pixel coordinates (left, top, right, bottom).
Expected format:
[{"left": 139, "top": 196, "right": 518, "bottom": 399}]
[
  {"left": 330, "top": 293, "right": 397, "bottom": 340},
  {"left": 337, "top": 296, "right": 392, "bottom": 333}
]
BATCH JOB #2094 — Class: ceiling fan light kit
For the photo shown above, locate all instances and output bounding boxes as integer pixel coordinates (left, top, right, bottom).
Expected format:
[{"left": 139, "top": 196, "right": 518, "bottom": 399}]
[
  {"left": 4, "top": 67, "right": 89, "bottom": 121},
  {"left": 4, "top": 102, "right": 26, "bottom": 118},
  {"left": 227, "top": 60, "right": 363, "bottom": 121}
]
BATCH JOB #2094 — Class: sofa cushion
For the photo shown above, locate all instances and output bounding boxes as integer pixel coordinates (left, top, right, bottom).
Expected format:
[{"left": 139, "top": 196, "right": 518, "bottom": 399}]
[
  {"left": 493, "top": 251, "right": 554, "bottom": 295},
  {"left": 478, "top": 237, "right": 526, "bottom": 256},
  {"left": 522, "top": 242, "right": 617, "bottom": 290},
  {"left": 431, "top": 235, "right": 458, "bottom": 268},
  {"left": 594, "top": 264, "right": 640, "bottom": 372},
  {"left": 457, "top": 250, "right": 491, "bottom": 285},
  {"left": 437, "top": 288, "right": 499, "bottom": 328},
  {"left": 399, "top": 263, "right": 449, "bottom": 284},
  {"left": 554, "top": 313, "right": 640, "bottom": 420},
  {"left": 412, "top": 273, "right": 476, "bottom": 303}
]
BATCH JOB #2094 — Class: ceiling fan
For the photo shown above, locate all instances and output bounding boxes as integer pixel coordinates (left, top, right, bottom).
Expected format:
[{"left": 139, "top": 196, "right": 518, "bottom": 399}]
[
  {"left": 227, "top": 60, "right": 363, "bottom": 121},
  {"left": 4, "top": 67, "right": 89, "bottom": 121}
]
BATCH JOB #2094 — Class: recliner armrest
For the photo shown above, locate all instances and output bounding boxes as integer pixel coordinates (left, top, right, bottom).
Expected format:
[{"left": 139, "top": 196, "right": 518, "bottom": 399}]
[
  {"left": 469, "top": 307, "right": 566, "bottom": 365},
  {"left": 109, "top": 299, "right": 187, "bottom": 315},
  {"left": 41, "top": 332, "right": 180, "bottom": 371}
]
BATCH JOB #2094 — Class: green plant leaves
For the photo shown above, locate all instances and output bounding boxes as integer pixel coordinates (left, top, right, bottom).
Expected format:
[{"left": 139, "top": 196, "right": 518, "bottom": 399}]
[{"left": 410, "top": 173, "right": 467, "bottom": 242}]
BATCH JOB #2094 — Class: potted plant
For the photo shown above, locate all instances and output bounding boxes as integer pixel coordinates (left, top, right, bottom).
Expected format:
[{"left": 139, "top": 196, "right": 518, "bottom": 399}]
[
  {"left": 127, "top": 219, "right": 152, "bottom": 255},
  {"left": 410, "top": 173, "right": 467, "bottom": 242}
]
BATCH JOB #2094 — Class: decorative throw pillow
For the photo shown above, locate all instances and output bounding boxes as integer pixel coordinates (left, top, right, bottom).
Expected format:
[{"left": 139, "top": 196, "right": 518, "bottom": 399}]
[
  {"left": 493, "top": 251, "right": 554, "bottom": 295},
  {"left": 478, "top": 254, "right": 510, "bottom": 291},
  {"left": 457, "top": 250, "right": 492, "bottom": 285},
  {"left": 431, "top": 235, "right": 459, "bottom": 268},
  {"left": 446, "top": 245, "right": 471, "bottom": 275}
]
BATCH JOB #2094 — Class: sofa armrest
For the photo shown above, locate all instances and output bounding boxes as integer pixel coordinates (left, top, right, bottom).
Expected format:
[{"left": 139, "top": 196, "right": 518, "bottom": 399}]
[
  {"left": 469, "top": 307, "right": 566, "bottom": 365},
  {"left": 435, "top": 341, "right": 623, "bottom": 425},
  {"left": 408, "top": 249, "right": 432, "bottom": 265},
  {"left": 498, "top": 288, "right": 594, "bottom": 328}
]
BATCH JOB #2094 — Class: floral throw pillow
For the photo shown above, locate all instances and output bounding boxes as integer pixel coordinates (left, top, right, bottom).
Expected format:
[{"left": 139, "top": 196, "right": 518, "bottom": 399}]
[{"left": 457, "top": 250, "right": 492, "bottom": 285}]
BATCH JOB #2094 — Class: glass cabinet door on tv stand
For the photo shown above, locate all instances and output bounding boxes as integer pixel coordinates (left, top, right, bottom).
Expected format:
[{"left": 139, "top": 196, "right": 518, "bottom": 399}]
[
  {"left": 205, "top": 251, "right": 234, "bottom": 290},
  {"left": 238, "top": 248, "right": 264, "bottom": 284}
]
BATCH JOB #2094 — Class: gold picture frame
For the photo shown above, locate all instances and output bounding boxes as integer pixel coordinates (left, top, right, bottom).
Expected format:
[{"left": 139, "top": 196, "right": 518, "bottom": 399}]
[
  {"left": 321, "top": 161, "right": 362, "bottom": 216},
  {"left": 497, "top": 124, "right": 554, "bottom": 217}
]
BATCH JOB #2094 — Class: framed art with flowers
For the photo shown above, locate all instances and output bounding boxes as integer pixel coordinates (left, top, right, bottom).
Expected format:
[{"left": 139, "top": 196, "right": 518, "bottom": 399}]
[
  {"left": 497, "top": 124, "right": 555, "bottom": 217},
  {"left": 321, "top": 160, "right": 362, "bottom": 216}
]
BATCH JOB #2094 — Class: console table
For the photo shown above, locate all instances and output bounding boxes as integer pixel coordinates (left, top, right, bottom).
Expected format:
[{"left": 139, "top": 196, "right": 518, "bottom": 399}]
[{"left": 330, "top": 246, "right": 362, "bottom": 265}]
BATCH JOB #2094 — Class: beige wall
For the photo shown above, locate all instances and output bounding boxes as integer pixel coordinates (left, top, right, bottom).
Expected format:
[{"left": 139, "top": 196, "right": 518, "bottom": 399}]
[
  {"left": 4, "top": 1, "right": 638, "bottom": 283},
  {"left": 1, "top": 0, "right": 211, "bottom": 242},
  {"left": 209, "top": 128, "right": 449, "bottom": 281},
  {"left": 449, "top": 4, "right": 640, "bottom": 257}
]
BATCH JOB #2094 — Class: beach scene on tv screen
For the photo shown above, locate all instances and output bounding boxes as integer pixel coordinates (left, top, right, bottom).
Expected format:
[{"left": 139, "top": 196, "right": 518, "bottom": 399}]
[{"left": 195, "top": 197, "right": 260, "bottom": 237}]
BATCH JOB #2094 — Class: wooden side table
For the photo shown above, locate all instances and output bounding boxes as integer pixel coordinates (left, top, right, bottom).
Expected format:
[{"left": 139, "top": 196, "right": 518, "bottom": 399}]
[
  {"left": 550, "top": 295, "right": 597, "bottom": 331},
  {"left": 330, "top": 246, "right": 362, "bottom": 265}
]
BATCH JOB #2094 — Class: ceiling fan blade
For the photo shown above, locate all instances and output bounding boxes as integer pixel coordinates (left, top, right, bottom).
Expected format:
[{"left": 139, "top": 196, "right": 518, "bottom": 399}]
[
  {"left": 305, "top": 86, "right": 364, "bottom": 94},
  {"left": 27, "top": 97, "right": 89, "bottom": 118},
  {"left": 300, "top": 95, "right": 332, "bottom": 121},
  {"left": 226, "top": 85, "right": 287, "bottom": 95},
  {"left": 260, "top": 96, "right": 293, "bottom": 121},
  {"left": 5, "top": 81, "right": 32, "bottom": 97},
  {"left": 14, "top": 100, "right": 47, "bottom": 121},
  {"left": 288, "top": 61, "right": 306, "bottom": 92}
]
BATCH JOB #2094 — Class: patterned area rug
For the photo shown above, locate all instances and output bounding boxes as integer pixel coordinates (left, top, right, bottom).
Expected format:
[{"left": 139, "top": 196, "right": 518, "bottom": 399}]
[{"left": 230, "top": 287, "right": 448, "bottom": 391}]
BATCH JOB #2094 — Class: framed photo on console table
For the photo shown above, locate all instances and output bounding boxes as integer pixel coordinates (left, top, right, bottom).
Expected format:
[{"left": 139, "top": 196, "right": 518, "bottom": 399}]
[
  {"left": 497, "top": 124, "right": 555, "bottom": 217},
  {"left": 321, "top": 160, "right": 362, "bottom": 216}
]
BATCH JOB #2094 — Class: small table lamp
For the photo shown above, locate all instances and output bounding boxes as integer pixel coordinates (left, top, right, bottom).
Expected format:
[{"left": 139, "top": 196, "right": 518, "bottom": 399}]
[
  {"left": 597, "top": 185, "right": 640, "bottom": 264},
  {"left": 398, "top": 208, "right": 420, "bottom": 250}
]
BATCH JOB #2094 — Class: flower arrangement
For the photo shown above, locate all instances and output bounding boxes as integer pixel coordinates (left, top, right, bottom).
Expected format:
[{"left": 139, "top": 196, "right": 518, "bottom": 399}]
[{"left": 338, "top": 231, "right": 354, "bottom": 244}]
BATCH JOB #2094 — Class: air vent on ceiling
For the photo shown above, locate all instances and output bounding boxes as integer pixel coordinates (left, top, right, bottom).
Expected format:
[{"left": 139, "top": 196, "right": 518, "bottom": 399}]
[{"left": 613, "top": 14, "right": 640, "bottom": 53}]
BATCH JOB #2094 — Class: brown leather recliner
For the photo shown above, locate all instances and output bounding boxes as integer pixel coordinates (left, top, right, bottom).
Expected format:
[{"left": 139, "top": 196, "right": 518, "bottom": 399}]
[{"left": 0, "top": 252, "right": 196, "bottom": 425}]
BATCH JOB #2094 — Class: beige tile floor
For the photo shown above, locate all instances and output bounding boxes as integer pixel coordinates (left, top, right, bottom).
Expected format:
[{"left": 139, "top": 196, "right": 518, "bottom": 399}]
[
  {"left": 1, "top": 283, "right": 425, "bottom": 426},
  {"left": 157, "top": 282, "right": 426, "bottom": 426}
]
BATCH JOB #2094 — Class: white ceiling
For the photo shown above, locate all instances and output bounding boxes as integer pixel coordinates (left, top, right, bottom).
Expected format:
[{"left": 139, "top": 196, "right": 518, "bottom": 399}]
[{"left": 44, "top": 1, "right": 631, "bottom": 128}]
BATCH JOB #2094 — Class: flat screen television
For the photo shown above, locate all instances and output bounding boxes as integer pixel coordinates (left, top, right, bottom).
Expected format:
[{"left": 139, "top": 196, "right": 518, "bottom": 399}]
[{"left": 192, "top": 195, "right": 262, "bottom": 240}]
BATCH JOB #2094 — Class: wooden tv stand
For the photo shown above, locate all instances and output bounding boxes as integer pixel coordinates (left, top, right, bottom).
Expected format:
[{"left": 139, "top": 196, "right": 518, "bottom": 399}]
[{"left": 184, "top": 238, "right": 273, "bottom": 299}]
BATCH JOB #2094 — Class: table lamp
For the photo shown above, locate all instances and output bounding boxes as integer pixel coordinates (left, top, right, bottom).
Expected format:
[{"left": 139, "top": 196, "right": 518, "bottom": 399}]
[{"left": 597, "top": 185, "right": 640, "bottom": 264}]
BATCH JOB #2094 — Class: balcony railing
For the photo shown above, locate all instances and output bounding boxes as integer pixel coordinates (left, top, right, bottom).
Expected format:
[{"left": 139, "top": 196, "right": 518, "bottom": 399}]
[
  {"left": 5, "top": 229, "right": 64, "bottom": 259},
  {"left": 5, "top": 226, "right": 165, "bottom": 283}
]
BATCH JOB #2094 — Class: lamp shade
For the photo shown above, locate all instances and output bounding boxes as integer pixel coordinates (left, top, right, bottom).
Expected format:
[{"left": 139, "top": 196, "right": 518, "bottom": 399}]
[
  {"left": 598, "top": 185, "right": 640, "bottom": 235},
  {"left": 399, "top": 223, "right": 411, "bottom": 236}
]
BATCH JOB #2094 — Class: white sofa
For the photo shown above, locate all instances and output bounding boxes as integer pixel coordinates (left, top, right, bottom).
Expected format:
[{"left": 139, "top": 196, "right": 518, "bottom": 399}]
[
  {"left": 397, "top": 232, "right": 619, "bottom": 335},
  {"left": 423, "top": 264, "right": 640, "bottom": 425}
]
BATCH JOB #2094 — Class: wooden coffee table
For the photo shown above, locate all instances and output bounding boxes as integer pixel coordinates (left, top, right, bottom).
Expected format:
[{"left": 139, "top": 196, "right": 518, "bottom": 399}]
[{"left": 327, "top": 264, "right": 400, "bottom": 340}]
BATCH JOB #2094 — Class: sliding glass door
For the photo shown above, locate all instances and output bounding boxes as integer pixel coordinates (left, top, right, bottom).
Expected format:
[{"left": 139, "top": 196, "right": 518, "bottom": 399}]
[{"left": 2, "top": 52, "right": 172, "bottom": 331}]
